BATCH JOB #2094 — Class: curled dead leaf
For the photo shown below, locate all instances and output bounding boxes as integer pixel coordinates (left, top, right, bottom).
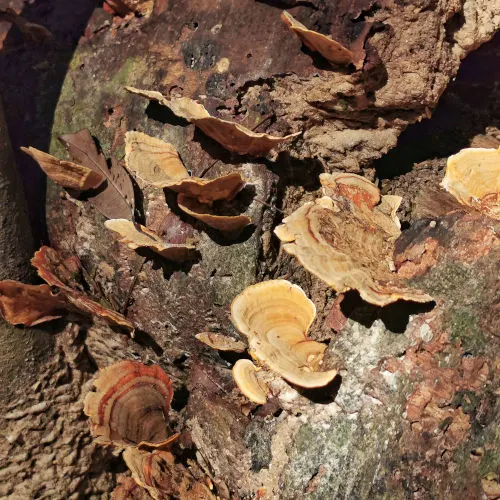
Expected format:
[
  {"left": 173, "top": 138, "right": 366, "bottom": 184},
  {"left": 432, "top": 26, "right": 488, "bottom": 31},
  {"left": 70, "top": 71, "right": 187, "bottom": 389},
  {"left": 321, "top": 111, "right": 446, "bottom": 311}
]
[
  {"left": 232, "top": 359, "right": 269, "bottom": 404},
  {"left": 231, "top": 280, "right": 337, "bottom": 388},
  {"left": 274, "top": 174, "right": 432, "bottom": 306},
  {"left": 111, "top": 476, "right": 151, "bottom": 499},
  {"left": 59, "top": 129, "right": 134, "bottom": 220},
  {"left": 31, "top": 246, "right": 134, "bottom": 334},
  {"left": 126, "top": 87, "right": 300, "bottom": 156},
  {"left": 125, "top": 131, "right": 189, "bottom": 187},
  {"left": 177, "top": 194, "right": 252, "bottom": 236},
  {"left": 441, "top": 147, "right": 500, "bottom": 220},
  {"left": 105, "top": 219, "right": 196, "bottom": 262},
  {"left": 1, "top": 8, "right": 53, "bottom": 43},
  {"left": 281, "top": 11, "right": 362, "bottom": 68},
  {"left": 84, "top": 360, "right": 174, "bottom": 447},
  {"left": 0, "top": 281, "right": 66, "bottom": 326},
  {"left": 21, "top": 146, "right": 105, "bottom": 190},
  {"left": 195, "top": 332, "right": 247, "bottom": 352}
]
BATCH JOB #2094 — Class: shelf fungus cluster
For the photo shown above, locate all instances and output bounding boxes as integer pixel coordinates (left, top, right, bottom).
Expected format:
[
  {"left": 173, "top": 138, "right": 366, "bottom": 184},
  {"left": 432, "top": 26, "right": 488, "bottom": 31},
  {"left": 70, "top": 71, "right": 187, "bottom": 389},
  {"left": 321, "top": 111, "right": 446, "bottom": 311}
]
[
  {"left": 126, "top": 87, "right": 300, "bottom": 156},
  {"left": 121, "top": 130, "right": 251, "bottom": 237},
  {"left": 441, "top": 147, "right": 500, "bottom": 220},
  {"left": 0, "top": 246, "right": 134, "bottom": 334},
  {"left": 274, "top": 173, "right": 434, "bottom": 306},
  {"left": 230, "top": 280, "right": 337, "bottom": 402},
  {"left": 85, "top": 360, "right": 214, "bottom": 500}
]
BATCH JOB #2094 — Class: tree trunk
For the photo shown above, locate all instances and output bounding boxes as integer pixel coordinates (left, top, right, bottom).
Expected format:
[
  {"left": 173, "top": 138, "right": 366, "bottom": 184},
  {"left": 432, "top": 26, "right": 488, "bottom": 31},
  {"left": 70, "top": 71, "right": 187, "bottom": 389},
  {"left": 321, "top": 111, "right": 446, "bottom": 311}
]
[{"left": 1, "top": 1, "right": 499, "bottom": 498}]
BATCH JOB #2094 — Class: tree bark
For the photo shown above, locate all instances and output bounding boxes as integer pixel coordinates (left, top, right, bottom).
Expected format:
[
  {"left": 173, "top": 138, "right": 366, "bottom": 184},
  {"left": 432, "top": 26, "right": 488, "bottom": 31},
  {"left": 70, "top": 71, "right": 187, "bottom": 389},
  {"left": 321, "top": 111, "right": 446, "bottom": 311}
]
[{"left": 1, "top": 1, "right": 499, "bottom": 498}]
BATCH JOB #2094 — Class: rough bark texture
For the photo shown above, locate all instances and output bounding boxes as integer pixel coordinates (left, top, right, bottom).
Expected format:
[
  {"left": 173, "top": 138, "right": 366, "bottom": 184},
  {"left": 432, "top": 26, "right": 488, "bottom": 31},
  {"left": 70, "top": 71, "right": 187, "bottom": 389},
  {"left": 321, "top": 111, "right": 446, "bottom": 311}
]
[{"left": 0, "top": 0, "right": 499, "bottom": 498}]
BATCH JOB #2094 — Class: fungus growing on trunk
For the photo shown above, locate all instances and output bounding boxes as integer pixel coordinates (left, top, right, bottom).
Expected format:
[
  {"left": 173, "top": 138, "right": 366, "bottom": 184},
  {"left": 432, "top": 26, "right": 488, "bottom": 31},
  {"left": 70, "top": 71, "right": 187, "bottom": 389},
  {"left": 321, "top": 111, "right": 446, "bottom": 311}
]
[
  {"left": 231, "top": 280, "right": 337, "bottom": 388},
  {"left": 441, "top": 147, "right": 500, "bottom": 220},
  {"left": 274, "top": 174, "right": 433, "bottom": 306},
  {"left": 126, "top": 87, "right": 300, "bottom": 156},
  {"left": 21, "top": 146, "right": 105, "bottom": 190},
  {"left": 196, "top": 332, "right": 246, "bottom": 352},
  {"left": 232, "top": 359, "right": 269, "bottom": 404},
  {"left": 84, "top": 360, "right": 174, "bottom": 447},
  {"left": 104, "top": 219, "right": 196, "bottom": 261}
]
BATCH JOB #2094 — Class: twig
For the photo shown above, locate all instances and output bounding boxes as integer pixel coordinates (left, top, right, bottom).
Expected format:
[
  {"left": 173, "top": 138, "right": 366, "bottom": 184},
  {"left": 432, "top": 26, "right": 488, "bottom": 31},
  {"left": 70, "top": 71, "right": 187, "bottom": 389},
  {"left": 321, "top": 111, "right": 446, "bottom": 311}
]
[
  {"left": 121, "top": 256, "right": 147, "bottom": 314},
  {"left": 252, "top": 197, "right": 284, "bottom": 214}
]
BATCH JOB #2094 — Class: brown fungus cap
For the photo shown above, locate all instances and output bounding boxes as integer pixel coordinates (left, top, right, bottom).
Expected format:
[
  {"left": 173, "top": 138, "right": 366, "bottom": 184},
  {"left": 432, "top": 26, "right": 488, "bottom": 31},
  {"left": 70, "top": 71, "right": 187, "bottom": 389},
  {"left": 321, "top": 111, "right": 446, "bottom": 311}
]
[
  {"left": 281, "top": 11, "right": 357, "bottom": 67},
  {"left": 232, "top": 359, "right": 269, "bottom": 405},
  {"left": 195, "top": 332, "right": 247, "bottom": 352},
  {"left": 105, "top": 219, "right": 196, "bottom": 262},
  {"left": 274, "top": 175, "right": 433, "bottom": 306},
  {"left": 441, "top": 147, "right": 500, "bottom": 220},
  {"left": 125, "top": 131, "right": 189, "bottom": 187},
  {"left": 21, "top": 146, "right": 105, "bottom": 191},
  {"left": 177, "top": 194, "right": 252, "bottom": 237},
  {"left": 231, "top": 280, "right": 337, "bottom": 388},
  {"left": 126, "top": 86, "right": 299, "bottom": 156},
  {"left": 84, "top": 360, "right": 174, "bottom": 447}
]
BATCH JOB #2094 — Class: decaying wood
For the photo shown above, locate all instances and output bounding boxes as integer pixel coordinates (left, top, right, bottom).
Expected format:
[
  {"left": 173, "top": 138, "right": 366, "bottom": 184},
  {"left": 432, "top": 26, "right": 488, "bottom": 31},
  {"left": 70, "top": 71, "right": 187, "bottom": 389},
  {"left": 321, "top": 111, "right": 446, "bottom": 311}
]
[{"left": 0, "top": 0, "right": 499, "bottom": 498}]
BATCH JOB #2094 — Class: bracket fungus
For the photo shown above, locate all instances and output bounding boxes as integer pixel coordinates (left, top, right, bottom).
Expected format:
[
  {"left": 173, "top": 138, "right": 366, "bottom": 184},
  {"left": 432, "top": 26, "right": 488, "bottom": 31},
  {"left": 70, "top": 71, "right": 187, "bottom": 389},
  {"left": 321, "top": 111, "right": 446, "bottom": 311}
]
[
  {"left": 84, "top": 360, "right": 174, "bottom": 448},
  {"left": 126, "top": 86, "right": 299, "bottom": 156},
  {"left": 231, "top": 280, "right": 337, "bottom": 388},
  {"left": 232, "top": 359, "right": 269, "bottom": 404},
  {"left": 281, "top": 11, "right": 364, "bottom": 69},
  {"left": 195, "top": 332, "right": 246, "bottom": 352},
  {"left": 21, "top": 146, "right": 105, "bottom": 190},
  {"left": 441, "top": 147, "right": 500, "bottom": 220},
  {"left": 274, "top": 174, "right": 433, "bottom": 306},
  {"left": 177, "top": 194, "right": 252, "bottom": 236},
  {"left": 104, "top": 219, "right": 196, "bottom": 262}
]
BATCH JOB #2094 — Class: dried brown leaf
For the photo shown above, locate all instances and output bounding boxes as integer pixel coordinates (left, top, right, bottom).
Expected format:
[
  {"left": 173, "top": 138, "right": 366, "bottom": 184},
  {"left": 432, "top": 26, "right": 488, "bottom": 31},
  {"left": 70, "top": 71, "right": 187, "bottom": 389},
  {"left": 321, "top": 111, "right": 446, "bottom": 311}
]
[
  {"left": 59, "top": 129, "right": 134, "bottom": 219},
  {"left": 274, "top": 174, "right": 433, "bottom": 306},
  {"left": 281, "top": 11, "right": 357, "bottom": 67},
  {"left": 177, "top": 194, "right": 251, "bottom": 236},
  {"left": 195, "top": 332, "right": 247, "bottom": 352},
  {"left": 84, "top": 360, "right": 174, "bottom": 447},
  {"left": 105, "top": 219, "right": 196, "bottom": 262},
  {"left": 126, "top": 87, "right": 300, "bottom": 156},
  {"left": 111, "top": 476, "right": 152, "bottom": 500},
  {"left": 231, "top": 280, "right": 337, "bottom": 388},
  {"left": 441, "top": 147, "right": 500, "bottom": 220},
  {"left": 21, "top": 146, "right": 105, "bottom": 190},
  {"left": 31, "top": 246, "right": 134, "bottom": 334}
]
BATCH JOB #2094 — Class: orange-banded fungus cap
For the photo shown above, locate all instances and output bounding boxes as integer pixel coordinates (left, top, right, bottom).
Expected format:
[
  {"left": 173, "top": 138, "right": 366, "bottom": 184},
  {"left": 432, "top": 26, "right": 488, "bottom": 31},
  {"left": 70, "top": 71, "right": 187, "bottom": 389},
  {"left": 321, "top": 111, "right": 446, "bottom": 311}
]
[
  {"left": 231, "top": 280, "right": 337, "bottom": 388},
  {"left": 84, "top": 360, "right": 173, "bottom": 447}
]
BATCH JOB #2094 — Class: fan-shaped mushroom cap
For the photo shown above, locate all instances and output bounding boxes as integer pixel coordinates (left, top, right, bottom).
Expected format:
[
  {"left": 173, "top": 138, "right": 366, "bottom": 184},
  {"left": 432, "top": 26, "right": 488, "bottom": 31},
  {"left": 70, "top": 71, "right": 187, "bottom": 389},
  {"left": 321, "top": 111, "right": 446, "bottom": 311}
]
[
  {"left": 441, "top": 147, "right": 500, "bottom": 220},
  {"left": 126, "top": 87, "right": 299, "bottom": 156},
  {"left": 105, "top": 219, "right": 196, "bottom": 262},
  {"left": 274, "top": 196, "right": 432, "bottom": 306},
  {"left": 21, "top": 146, "right": 105, "bottom": 190},
  {"left": 320, "top": 172, "right": 381, "bottom": 209},
  {"left": 195, "top": 332, "right": 246, "bottom": 352},
  {"left": 166, "top": 172, "right": 245, "bottom": 204},
  {"left": 232, "top": 359, "right": 269, "bottom": 404},
  {"left": 123, "top": 448, "right": 215, "bottom": 500},
  {"left": 177, "top": 194, "right": 251, "bottom": 235},
  {"left": 84, "top": 360, "right": 173, "bottom": 447},
  {"left": 281, "top": 11, "right": 355, "bottom": 66},
  {"left": 125, "top": 131, "right": 189, "bottom": 187},
  {"left": 231, "top": 280, "right": 337, "bottom": 388}
]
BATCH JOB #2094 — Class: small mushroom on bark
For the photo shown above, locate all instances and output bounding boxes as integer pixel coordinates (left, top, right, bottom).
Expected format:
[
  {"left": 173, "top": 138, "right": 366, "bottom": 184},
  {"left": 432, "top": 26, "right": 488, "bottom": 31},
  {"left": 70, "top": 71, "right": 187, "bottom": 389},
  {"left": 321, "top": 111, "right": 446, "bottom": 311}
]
[
  {"left": 84, "top": 360, "right": 174, "bottom": 447},
  {"left": 232, "top": 359, "right": 269, "bottom": 404},
  {"left": 231, "top": 280, "right": 337, "bottom": 388},
  {"left": 196, "top": 332, "right": 247, "bottom": 352}
]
